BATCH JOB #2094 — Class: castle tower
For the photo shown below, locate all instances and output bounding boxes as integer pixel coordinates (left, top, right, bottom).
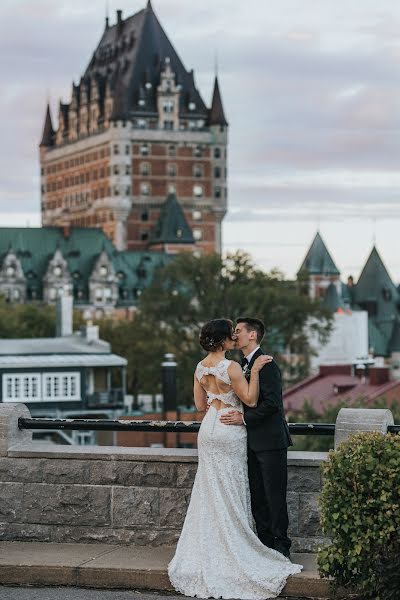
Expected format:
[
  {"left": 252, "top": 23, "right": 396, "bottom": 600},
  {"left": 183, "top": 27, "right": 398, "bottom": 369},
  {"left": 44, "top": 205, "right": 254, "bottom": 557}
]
[
  {"left": 39, "top": 2, "right": 228, "bottom": 253},
  {"left": 298, "top": 232, "right": 341, "bottom": 300}
]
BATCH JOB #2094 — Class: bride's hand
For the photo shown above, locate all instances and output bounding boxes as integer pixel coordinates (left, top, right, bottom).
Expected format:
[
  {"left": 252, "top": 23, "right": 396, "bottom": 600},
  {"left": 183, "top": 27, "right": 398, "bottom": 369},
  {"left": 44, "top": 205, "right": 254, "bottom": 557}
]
[{"left": 252, "top": 355, "right": 273, "bottom": 373}]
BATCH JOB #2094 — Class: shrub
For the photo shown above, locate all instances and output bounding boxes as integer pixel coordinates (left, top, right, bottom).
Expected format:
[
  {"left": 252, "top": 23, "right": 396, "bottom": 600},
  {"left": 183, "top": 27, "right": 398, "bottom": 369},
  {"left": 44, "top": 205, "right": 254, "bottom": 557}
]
[{"left": 317, "top": 431, "right": 400, "bottom": 600}]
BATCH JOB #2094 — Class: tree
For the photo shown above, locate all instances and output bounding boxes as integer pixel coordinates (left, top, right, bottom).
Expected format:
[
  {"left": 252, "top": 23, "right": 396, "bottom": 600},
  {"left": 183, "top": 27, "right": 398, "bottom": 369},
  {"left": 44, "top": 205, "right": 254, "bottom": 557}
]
[{"left": 136, "top": 251, "right": 332, "bottom": 405}]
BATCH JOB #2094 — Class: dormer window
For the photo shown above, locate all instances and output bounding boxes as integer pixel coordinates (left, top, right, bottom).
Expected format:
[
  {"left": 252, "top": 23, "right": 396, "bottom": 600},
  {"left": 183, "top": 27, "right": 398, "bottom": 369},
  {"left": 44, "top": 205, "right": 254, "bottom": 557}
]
[
  {"left": 99, "top": 265, "right": 108, "bottom": 277},
  {"left": 53, "top": 266, "right": 62, "bottom": 277},
  {"left": 189, "top": 102, "right": 196, "bottom": 111},
  {"left": 163, "top": 100, "right": 174, "bottom": 113},
  {"left": 6, "top": 266, "right": 15, "bottom": 277},
  {"left": 176, "top": 228, "right": 182, "bottom": 238}
]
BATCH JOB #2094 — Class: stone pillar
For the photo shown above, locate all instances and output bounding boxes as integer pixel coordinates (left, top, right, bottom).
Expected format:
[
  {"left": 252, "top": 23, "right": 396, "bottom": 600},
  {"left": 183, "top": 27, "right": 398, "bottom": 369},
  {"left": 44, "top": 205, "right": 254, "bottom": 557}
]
[
  {"left": 0, "top": 403, "right": 32, "bottom": 456},
  {"left": 334, "top": 407, "right": 394, "bottom": 449}
]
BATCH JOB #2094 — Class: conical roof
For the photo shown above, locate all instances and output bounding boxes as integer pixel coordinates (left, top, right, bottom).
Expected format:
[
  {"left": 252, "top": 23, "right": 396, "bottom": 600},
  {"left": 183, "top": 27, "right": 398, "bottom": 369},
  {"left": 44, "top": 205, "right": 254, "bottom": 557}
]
[
  {"left": 40, "top": 104, "right": 55, "bottom": 147},
  {"left": 208, "top": 76, "right": 228, "bottom": 126},
  {"left": 149, "top": 194, "right": 194, "bottom": 245},
  {"left": 83, "top": 2, "right": 207, "bottom": 120},
  {"left": 355, "top": 246, "right": 398, "bottom": 302},
  {"left": 298, "top": 232, "right": 340, "bottom": 276},
  {"left": 322, "top": 282, "right": 346, "bottom": 312}
]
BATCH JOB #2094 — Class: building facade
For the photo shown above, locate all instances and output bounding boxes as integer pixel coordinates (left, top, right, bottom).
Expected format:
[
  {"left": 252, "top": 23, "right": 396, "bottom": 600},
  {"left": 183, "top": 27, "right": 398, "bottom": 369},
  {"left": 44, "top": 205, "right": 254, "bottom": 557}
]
[
  {"left": 39, "top": 2, "right": 228, "bottom": 254},
  {"left": 0, "top": 226, "right": 171, "bottom": 317},
  {"left": 300, "top": 232, "right": 400, "bottom": 372}
]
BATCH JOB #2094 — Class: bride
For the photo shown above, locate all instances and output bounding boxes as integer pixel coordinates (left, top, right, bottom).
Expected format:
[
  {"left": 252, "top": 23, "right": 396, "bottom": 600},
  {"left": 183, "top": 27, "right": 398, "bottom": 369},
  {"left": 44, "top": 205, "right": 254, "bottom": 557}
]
[{"left": 168, "top": 318, "right": 302, "bottom": 599}]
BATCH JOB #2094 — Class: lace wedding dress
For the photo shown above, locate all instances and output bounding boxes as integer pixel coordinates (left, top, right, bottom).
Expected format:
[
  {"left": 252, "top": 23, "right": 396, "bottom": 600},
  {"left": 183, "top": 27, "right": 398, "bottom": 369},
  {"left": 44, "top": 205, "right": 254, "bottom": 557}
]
[{"left": 168, "top": 358, "right": 302, "bottom": 599}]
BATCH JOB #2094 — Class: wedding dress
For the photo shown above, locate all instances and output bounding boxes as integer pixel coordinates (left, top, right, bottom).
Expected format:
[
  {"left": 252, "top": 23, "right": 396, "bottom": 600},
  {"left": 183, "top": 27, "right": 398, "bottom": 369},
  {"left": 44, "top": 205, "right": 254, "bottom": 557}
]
[{"left": 168, "top": 358, "right": 302, "bottom": 599}]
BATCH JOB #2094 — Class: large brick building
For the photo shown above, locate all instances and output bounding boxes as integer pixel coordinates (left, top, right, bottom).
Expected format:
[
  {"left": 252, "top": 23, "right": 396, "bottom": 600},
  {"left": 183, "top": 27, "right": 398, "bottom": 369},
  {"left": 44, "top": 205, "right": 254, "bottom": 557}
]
[{"left": 39, "top": 1, "right": 228, "bottom": 254}]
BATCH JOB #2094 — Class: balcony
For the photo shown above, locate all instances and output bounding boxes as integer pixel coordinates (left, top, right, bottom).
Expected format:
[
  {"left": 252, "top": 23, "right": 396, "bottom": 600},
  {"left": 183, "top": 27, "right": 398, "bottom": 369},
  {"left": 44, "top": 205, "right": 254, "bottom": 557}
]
[{"left": 86, "top": 388, "right": 124, "bottom": 408}]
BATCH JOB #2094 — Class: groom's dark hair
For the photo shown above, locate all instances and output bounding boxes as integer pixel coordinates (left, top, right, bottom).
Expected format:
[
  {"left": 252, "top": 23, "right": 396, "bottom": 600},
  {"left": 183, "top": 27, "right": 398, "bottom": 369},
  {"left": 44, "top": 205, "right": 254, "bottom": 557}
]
[{"left": 236, "top": 317, "right": 265, "bottom": 344}]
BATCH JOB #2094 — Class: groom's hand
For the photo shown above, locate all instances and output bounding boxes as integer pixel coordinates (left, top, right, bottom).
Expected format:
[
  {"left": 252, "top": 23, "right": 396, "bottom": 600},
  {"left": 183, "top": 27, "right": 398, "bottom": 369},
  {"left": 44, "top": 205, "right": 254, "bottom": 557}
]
[{"left": 220, "top": 410, "right": 243, "bottom": 426}]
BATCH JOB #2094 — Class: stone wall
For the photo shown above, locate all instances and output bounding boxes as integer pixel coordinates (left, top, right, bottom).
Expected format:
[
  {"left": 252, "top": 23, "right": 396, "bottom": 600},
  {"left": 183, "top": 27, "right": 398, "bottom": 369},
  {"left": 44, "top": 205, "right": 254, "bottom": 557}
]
[
  {"left": 0, "top": 403, "right": 331, "bottom": 552},
  {"left": 0, "top": 450, "right": 327, "bottom": 551}
]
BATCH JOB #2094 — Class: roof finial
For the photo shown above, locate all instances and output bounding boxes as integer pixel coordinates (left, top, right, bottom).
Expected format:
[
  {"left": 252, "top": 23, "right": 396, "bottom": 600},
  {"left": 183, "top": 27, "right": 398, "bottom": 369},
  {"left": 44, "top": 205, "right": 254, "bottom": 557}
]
[
  {"left": 372, "top": 217, "right": 377, "bottom": 246},
  {"left": 105, "top": 0, "right": 109, "bottom": 28},
  {"left": 214, "top": 50, "right": 219, "bottom": 77}
]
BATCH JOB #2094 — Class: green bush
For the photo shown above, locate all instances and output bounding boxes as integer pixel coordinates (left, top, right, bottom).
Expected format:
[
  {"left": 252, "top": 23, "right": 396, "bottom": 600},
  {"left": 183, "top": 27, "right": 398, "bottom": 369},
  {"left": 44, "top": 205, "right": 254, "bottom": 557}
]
[{"left": 317, "top": 431, "right": 400, "bottom": 600}]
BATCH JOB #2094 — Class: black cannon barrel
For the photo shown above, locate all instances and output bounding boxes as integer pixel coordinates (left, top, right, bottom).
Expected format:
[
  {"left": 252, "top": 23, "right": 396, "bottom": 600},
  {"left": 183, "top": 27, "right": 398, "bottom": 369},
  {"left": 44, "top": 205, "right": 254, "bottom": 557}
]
[{"left": 18, "top": 418, "right": 339, "bottom": 436}]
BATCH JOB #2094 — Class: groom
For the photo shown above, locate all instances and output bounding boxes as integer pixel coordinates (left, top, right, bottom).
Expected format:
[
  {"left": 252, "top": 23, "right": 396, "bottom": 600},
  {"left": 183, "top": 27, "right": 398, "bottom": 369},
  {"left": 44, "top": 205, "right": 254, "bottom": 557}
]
[{"left": 220, "top": 317, "right": 293, "bottom": 558}]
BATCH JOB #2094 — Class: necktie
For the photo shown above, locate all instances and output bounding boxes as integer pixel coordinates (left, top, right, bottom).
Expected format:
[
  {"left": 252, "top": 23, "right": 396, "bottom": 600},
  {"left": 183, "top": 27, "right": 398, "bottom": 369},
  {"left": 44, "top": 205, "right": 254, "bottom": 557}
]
[{"left": 242, "top": 357, "right": 248, "bottom": 368}]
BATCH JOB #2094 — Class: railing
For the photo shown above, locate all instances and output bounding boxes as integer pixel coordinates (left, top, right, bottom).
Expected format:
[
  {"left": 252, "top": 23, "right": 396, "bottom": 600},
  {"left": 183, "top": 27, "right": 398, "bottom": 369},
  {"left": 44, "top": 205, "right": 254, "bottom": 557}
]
[
  {"left": 17, "top": 417, "right": 400, "bottom": 435},
  {"left": 86, "top": 389, "right": 124, "bottom": 408}
]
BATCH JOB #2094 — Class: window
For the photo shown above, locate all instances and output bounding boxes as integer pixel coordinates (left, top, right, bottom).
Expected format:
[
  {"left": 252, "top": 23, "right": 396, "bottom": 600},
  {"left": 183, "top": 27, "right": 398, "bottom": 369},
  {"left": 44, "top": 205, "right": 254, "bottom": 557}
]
[
  {"left": 125, "top": 165, "right": 131, "bottom": 175},
  {"left": 168, "top": 145, "right": 177, "bottom": 157},
  {"left": 164, "top": 120, "right": 174, "bottom": 130},
  {"left": 193, "top": 145, "right": 203, "bottom": 157},
  {"left": 6, "top": 266, "right": 15, "bottom": 277},
  {"left": 42, "top": 373, "right": 81, "bottom": 401},
  {"left": 113, "top": 144, "right": 119, "bottom": 155},
  {"left": 3, "top": 374, "right": 41, "bottom": 402},
  {"left": 113, "top": 165, "right": 119, "bottom": 175},
  {"left": 188, "top": 102, "right": 196, "bottom": 111},
  {"left": 141, "top": 210, "right": 149, "bottom": 221},
  {"left": 163, "top": 100, "right": 174, "bottom": 113},
  {"left": 193, "top": 229, "right": 202, "bottom": 241},
  {"left": 137, "top": 119, "right": 147, "bottom": 129},
  {"left": 140, "top": 232, "right": 149, "bottom": 241},
  {"left": 140, "top": 144, "right": 149, "bottom": 156},
  {"left": 215, "top": 187, "right": 221, "bottom": 199},
  {"left": 140, "top": 162, "right": 150, "bottom": 176},
  {"left": 167, "top": 163, "right": 176, "bottom": 177},
  {"left": 192, "top": 210, "right": 202, "bottom": 221},
  {"left": 140, "top": 182, "right": 150, "bottom": 196},
  {"left": 193, "top": 185, "right": 203, "bottom": 198},
  {"left": 193, "top": 164, "right": 203, "bottom": 178},
  {"left": 99, "top": 265, "right": 108, "bottom": 277},
  {"left": 214, "top": 166, "right": 221, "bottom": 178},
  {"left": 214, "top": 147, "right": 221, "bottom": 159},
  {"left": 167, "top": 184, "right": 176, "bottom": 194},
  {"left": 125, "top": 145, "right": 130, "bottom": 154}
]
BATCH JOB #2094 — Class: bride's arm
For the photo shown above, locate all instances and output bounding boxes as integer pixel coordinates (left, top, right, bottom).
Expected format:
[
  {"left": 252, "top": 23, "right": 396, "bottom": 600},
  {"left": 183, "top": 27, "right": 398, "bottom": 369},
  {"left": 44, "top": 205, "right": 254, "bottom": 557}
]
[
  {"left": 193, "top": 375, "right": 207, "bottom": 411},
  {"left": 228, "top": 357, "right": 272, "bottom": 407}
]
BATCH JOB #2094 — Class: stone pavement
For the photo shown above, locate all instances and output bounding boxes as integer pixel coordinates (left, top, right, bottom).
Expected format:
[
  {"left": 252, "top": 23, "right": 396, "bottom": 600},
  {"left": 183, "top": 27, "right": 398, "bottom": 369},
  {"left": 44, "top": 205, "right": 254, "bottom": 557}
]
[
  {"left": 0, "top": 542, "right": 336, "bottom": 599},
  {"left": 0, "top": 590, "right": 311, "bottom": 600}
]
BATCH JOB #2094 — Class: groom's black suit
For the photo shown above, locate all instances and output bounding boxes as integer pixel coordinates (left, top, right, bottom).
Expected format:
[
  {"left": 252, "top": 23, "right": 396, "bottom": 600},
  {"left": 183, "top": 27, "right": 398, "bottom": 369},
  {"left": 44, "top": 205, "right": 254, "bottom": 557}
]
[{"left": 243, "top": 348, "right": 292, "bottom": 556}]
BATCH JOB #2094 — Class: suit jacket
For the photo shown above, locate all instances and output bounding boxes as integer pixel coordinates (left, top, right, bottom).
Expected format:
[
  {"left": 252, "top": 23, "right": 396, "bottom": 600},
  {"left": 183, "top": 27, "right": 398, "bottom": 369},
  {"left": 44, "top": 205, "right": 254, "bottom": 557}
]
[{"left": 243, "top": 349, "right": 292, "bottom": 452}]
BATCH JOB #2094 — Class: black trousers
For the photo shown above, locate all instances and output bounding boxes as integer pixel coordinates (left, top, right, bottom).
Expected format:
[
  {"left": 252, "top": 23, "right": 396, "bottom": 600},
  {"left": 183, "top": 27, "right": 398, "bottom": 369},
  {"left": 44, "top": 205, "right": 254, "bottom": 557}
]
[{"left": 247, "top": 447, "right": 291, "bottom": 554}]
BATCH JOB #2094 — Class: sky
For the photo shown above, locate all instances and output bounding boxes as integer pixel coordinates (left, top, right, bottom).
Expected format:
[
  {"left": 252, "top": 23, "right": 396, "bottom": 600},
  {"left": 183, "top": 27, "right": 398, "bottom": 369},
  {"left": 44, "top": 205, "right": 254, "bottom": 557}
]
[{"left": 1, "top": 0, "right": 400, "bottom": 280}]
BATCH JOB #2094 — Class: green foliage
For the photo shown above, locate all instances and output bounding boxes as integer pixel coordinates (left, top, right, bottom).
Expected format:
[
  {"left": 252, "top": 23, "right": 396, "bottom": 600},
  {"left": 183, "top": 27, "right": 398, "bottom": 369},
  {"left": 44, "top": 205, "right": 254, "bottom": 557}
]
[
  {"left": 288, "top": 397, "right": 400, "bottom": 452},
  {"left": 98, "top": 317, "right": 169, "bottom": 398},
  {"left": 317, "top": 431, "right": 400, "bottom": 600},
  {"left": 0, "top": 296, "right": 83, "bottom": 339},
  {"left": 137, "top": 251, "right": 332, "bottom": 403}
]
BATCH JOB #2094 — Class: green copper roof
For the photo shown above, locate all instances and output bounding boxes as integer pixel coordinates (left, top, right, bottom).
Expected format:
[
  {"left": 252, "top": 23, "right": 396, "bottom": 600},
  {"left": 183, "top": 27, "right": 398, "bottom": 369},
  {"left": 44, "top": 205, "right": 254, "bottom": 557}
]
[
  {"left": 322, "top": 282, "right": 346, "bottom": 312},
  {"left": 354, "top": 246, "right": 398, "bottom": 303},
  {"left": 298, "top": 232, "right": 340, "bottom": 276},
  {"left": 0, "top": 227, "right": 172, "bottom": 307},
  {"left": 149, "top": 193, "right": 194, "bottom": 245}
]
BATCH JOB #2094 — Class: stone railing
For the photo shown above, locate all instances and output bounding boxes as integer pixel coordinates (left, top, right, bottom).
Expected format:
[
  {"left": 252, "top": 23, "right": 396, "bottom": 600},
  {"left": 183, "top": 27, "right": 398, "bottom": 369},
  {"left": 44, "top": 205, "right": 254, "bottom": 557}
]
[{"left": 0, "top": 403, "right": 395, "bottom": 552}]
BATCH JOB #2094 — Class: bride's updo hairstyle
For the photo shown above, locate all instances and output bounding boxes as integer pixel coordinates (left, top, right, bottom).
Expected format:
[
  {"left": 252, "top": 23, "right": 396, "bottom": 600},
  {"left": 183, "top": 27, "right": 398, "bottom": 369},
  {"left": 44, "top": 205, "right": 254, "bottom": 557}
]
[{"left": 199, "top": 319, "right": 234, "bottom": 352}]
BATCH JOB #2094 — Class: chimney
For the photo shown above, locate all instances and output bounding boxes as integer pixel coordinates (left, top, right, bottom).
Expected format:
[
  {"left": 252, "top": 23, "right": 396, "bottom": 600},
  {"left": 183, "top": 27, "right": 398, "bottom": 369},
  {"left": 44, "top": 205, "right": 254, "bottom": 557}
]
[
  {"left": 81, "top": 320, "right": 99, "bottom": 344},
  {"left": 56, "top": 296, "right": 73, "bottom": 337},
  {"left": 355, "top": 363, "right": 366, "bottom": 383},
  {"left": 116, "top": 9, "right": 123, "bottom": 34},
  {"left": 369, "top": 366, "right": 390, "bottom": 386}
]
